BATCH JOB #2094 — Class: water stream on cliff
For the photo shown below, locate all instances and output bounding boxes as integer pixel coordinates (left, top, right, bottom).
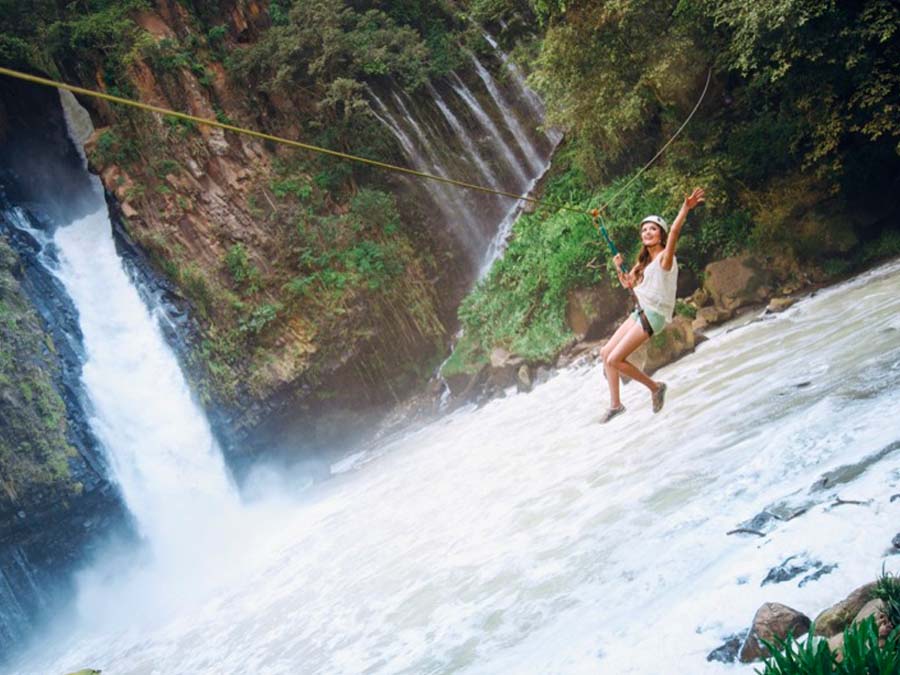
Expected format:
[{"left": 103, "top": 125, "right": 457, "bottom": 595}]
[
  {"left": 368, "top": 53, "right": 557, "bottom": 268},
  {"left": 14, "top": 257, "right": 900, "bottom": 673}
]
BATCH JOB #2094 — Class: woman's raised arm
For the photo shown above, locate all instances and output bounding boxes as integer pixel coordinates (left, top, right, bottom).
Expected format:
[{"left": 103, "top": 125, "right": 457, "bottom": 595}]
[{"left": 660, "top": 187, "right": 705, "bottom": 271}]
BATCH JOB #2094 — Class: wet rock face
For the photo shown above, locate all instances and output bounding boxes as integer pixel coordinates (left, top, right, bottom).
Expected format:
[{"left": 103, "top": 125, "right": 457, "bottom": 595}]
[
  {"left": 761, "top": 554, "right": 836, "bottom": 587},
  {"left": 707, "top": 630, "right": 749, "bottom": 663},
  {"left": 565, "top": 285, "right": 630, "bottom": 340},
  {"left": 0, "top": 80, "right": 130, "bottom": 659},
  {"left": 704, "top": 255, "right": 776, "bottom": 312},
  {"left": 633, "top": 315, "right": 696, "bottom": 376},
  {"left": 739, "top": 602, "right": 811, "bottom": 662},
  {"left": 814, "top": 583, "right": 877, "bottom": 638}
]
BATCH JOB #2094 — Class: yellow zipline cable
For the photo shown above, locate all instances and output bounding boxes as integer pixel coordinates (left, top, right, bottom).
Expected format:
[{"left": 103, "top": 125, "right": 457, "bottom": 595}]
[
  {"left": 0, "top": 66, "right": 590, "bottom": 215},
  {"left": 0, "top": 66, "right": 710, "bottom": 224}
]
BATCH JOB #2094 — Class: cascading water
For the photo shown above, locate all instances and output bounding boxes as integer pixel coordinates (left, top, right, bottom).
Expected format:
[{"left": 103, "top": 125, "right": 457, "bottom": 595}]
[
  {"left": 426, "top": 83, "right": 502, "bottom": 190},
  {"left": 468, "top": 53, "right": 546, "bottom": 175},
  {"left": 15, "top": 256, "right": 900, "bottom": 674},
  {"left": 0, "top": 89, "right": 241, "bottom": 653},
  {"left": 448, "top": 73, "right": 532, "bottom": 187},
  {"left": 369, "top": 89, "right": 485, "bottom": 255},
  {"left": 480, "top": 31, "right": 550, "bottom": 124},
  {"left": 48, "top": 94, "right": 239, "bottom": 570},
  {"left": 367, "top": 51, "right": 559, "bottom": 265}
]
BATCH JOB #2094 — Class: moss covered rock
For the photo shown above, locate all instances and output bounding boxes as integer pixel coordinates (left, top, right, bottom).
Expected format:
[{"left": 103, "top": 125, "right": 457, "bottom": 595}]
[{"left": 0, "top": 237, "right": 79, "bottom": 509}]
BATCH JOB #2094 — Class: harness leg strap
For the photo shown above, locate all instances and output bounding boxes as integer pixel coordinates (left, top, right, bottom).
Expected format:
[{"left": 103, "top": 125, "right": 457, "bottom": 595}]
[{"left": 636, "top": 307, "right": 654, "bottom": 337}]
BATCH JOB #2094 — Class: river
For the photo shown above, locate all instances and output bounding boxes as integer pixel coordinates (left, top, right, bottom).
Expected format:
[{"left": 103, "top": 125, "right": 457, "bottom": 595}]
[{"left": 13, "top": 255, "right": 900, "bottom": 673}]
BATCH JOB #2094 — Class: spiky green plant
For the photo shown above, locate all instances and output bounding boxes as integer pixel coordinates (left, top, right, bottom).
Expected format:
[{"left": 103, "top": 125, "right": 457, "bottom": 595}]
[
  {"left": 755, "top": 617, "right": 900, "bottom": 675},
  {"left": 755, "top": 624, "right": 833, "bottom": 675},
  {"left": 838, "top": 617, "right": 900, "bottom": 674},
  {"left": 873, "top": 566, "right": 900, "bottom": 629}
]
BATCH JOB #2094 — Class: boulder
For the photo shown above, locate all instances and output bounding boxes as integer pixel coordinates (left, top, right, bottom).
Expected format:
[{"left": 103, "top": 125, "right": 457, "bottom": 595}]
[
  {"left": 766, "top": 297, "right": 796, "bottom": 313},
  {"left": 828, "top": 632, "right": 845, "bottom": 662},
  {"left": 490, "top": 347, "right": 511, "bottom": 368},
  {"left": 814, "top": 582, "right": 876, "bottom": 637},
  {"left": 632, "top": 315, "right": 696, "bottom": 376},
  {"left": 762, "top": 555, "right": 821, "bottom": 586},
  {"left": 565, "top": 285, "right": 630, "bottom": 340},
  {"left": 739, "top": 602, "right": 811, "bottom": 662},
  {"left": 704, "top": 255, "right": 776, "bottom": 312},
  {"left": 516, "top": 364, "right": 532, "bottom": 393},
  {"left": 692, "top": 305, "right": 732, "bottom": 331},
  {"left": 443, "top": 364, "right": 487, "bottom": 398},
  {"left": 854, "top": 598, "right": 886, "bottom": 625},
  {"left": 486, "top": 347, "right": 525, "bottom": 390},
  {"left": 707, "top": 630, "right": 748, "bottom": 663},
  {"left": 690, "top": 286, "right": 711, "bottom": 308}
]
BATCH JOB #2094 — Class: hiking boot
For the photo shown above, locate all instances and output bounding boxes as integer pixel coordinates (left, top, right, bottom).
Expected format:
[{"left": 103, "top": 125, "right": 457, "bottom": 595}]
[
  {"left": 652, "top": 382, "right": 667, "bottom": 413},
  {"left": 598, "top": 405, "right": 626, "bottom": 424}
]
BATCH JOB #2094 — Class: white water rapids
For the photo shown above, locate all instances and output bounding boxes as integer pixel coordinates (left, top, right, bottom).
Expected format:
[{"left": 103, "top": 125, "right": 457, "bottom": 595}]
[{"left": 13, "top": 257, "right": 900, "bottom": 673}]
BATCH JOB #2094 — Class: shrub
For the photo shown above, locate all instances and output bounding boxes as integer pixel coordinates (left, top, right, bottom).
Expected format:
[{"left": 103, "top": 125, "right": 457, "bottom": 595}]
[
  {"left": 874, "top": 568, "right": 900, "bottom": 629},
  {"left": 756, "top": 618, "right": 900, "bottom": 675},
  {"left": 224, "top": 243, "right": 259, "bottom": 291},
  {"left": 239, "top": 302, "right": 282, "bottom": 336}
]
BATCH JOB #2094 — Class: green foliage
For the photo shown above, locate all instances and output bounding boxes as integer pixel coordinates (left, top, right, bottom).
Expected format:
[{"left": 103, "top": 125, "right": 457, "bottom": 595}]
[
  {"left": 239, "top": 302, "right": 282, "bottom": 336},
  {"left": 224, "top": 244, "right": 259, "bottom": 291},
  {"left": 91, "top": 128, "right": 139, "bottom": 166},
  {"left": 271, "top": 177, "right": 312, "bottom": 202},
  {"left": 440, "top": 331, "right": 488, "bottom": 378},
  {"left": 207, "top": 25, "right": 227, "bottom": 47},
  {"left": 180, "top": 264, "right": 213, "bottom": 315},
  {"left": 858, "top": 229, "right": 900, "bottom": 265},
  {"left": 674, "top": 299, "right": 697, "bottom": 319},
  {"left": 874, "top": 568, "right": 900, "bottom": 628},
  {"left": 756, "top": 618, "right": 900, "bottom": 675}
]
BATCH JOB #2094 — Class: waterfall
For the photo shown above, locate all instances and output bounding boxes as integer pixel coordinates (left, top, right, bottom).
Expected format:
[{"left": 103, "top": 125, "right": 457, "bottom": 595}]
[
  {"left": 468, "top": 52, "right": 546, "bottom": 174},
  {"left": 480, "top": 31, "right": 548, "bottom": 122},
  {"left": 369, "top": 89, "right": 481, "bottom": 255},
  {"left": 368, "top": 90, "right": 486, "bottom": 255},
  {"left": 367, "top": 52, "right": 560, "bottom": 266},
  {"left": 425, "top": 82, "right": 503, "bottom": 190},
  {"left": 448, "top": 73, "right": 532, "bottom": 188},
  {"left": 50, "top": 94, "right": 238, "bottom": 552},
  {"left": 58, "top": 90, "right": 94, "bottom": 159}
]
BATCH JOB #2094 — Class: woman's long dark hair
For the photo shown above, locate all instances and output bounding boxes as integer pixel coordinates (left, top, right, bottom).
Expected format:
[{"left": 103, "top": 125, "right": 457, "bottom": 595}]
[{"left": 630, "top": 225, "right": 668, "bottom": 286}]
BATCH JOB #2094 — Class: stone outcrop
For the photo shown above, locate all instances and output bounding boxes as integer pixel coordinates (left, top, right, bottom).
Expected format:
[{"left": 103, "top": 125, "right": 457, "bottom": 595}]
[
  {"left": 565, "top": 285, "right": 630, "bottom": 340},
  {"left": 686, "top": 252, "right": 822, "bottom": 333},
  {"left": 632, "top": 315, "right": 696, "bottom": 376},
  {"left": 739, "top": 602, "right": 811, "bottom": 662},
  {"left": 703, "top": 255, "right": 775, "bottom": 312},
  {"left": 814, "top": 582, "right": 876, "bottom": 637},
  {"left": 707, "top": 630, "right": 749, "bottom": 663}
]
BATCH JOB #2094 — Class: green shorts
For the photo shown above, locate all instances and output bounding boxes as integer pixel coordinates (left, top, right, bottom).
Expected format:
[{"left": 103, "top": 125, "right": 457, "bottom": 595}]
[{"left": 631, "top": 307, "right": 666, "bottom": 335}]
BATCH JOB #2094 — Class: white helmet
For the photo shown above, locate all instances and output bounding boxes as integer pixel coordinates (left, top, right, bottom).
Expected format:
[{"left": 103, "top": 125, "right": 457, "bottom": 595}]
[{"left": 640, "top": 215, "right": 669, "bottom": 234}]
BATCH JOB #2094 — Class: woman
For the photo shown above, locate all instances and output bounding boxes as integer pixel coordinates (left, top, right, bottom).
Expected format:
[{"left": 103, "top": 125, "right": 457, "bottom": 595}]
[{"left": 598, "top": 187, "right": 705, "bottom": 423}]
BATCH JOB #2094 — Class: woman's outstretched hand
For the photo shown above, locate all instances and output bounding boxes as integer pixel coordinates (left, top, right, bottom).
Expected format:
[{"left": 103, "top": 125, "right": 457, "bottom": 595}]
[{"left": 684, "top": 187, "right": 705, "bottom": 211}]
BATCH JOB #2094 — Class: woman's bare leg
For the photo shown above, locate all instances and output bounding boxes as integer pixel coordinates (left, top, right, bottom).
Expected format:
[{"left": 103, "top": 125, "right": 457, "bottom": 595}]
[
  {"left": 600, "top": 317, "right": 638, "bottom": 408},
  {"left": 606, "top": 322, "right": 659, "bottom": 396}
]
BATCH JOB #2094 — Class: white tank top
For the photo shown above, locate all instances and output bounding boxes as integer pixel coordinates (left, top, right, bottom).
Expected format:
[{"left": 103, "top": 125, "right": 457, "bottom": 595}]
[{"left": 635, "top": 255, "right": 678, "bottom": 321}]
